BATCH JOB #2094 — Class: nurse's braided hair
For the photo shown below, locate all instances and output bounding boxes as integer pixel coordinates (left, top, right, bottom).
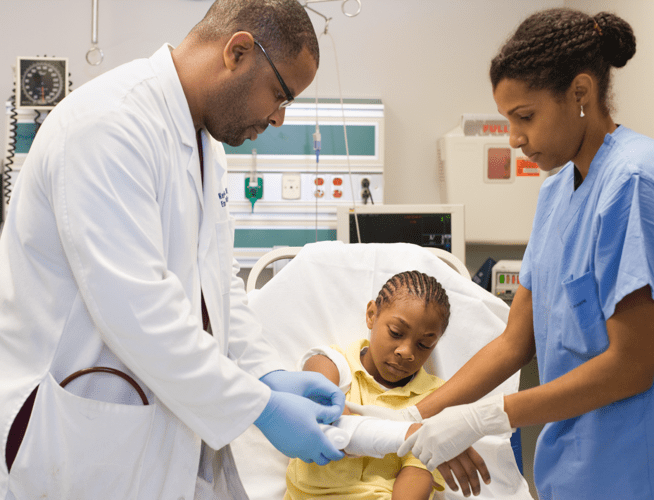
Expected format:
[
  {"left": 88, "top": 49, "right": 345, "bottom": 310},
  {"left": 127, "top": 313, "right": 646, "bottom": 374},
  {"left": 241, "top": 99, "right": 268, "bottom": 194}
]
[
  {"left": 375, "top": 271, "right": 450, "bottom": 331},
  {"left": 490, "top": 8, "right": 636, "bottom": 115},
  {"left": 191, "top": 0, "right": 319, "bottom": 66}
]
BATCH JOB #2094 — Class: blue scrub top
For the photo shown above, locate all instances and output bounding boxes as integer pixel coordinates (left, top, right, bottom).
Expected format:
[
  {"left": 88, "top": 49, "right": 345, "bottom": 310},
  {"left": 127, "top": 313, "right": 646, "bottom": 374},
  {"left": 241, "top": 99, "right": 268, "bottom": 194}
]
[{"left": 520, "top": 126, "right": 654, "bottom": 499}]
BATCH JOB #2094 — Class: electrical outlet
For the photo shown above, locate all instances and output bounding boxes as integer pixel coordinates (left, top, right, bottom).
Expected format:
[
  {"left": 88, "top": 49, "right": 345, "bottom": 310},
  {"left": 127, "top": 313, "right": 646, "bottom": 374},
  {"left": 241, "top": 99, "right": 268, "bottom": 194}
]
[{"left": 282, "top": 173, "right": 301, "bottom": 200}]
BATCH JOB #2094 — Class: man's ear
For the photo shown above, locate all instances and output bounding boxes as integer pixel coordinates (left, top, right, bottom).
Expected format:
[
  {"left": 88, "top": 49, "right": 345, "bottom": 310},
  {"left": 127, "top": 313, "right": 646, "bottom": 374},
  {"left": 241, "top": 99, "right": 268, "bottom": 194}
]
[
  {"left": 365, "top": 300, "right": 377, "bottom": 329},
  {"left": 223, "top": 31, "right": 256, "bottom": 71}
]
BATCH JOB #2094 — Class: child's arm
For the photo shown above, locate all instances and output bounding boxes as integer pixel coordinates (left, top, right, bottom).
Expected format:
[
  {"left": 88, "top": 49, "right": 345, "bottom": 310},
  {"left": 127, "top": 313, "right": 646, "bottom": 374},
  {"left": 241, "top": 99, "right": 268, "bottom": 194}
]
[
  {"left": 303, "top": 354, "right": 351, "bottom": 415},
  {"left": 392, "top": 466, "right": 435, "bottom": 500},
  {"left": 392, "top": 424, "right": 438, "bottom": 500}
]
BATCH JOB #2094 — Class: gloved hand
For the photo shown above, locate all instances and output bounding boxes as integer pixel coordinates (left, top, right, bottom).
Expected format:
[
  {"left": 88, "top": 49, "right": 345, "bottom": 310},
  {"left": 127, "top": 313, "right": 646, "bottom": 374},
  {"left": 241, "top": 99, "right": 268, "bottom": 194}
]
[
  {"left": 260, "top": 370, "right": 344, "bottom": 424},
  {"left": 398, "top": 393, "right": 514, "bottom": 471},
  {"left": 345, "top": 401, "right": 423, "bottom": 422},
  {"left": 254, "top": 390, "right": 345, "bottom": 465}
]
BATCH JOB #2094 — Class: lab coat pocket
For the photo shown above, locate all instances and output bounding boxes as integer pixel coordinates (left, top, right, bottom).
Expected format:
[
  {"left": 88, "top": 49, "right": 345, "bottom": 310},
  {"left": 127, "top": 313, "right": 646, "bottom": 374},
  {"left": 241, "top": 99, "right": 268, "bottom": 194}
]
[
  {"left": 8, "top": 372, "right": 155, "bottom": 499},
  {"left": 561, "top": 271, "right": 609, "bottom": 358}
]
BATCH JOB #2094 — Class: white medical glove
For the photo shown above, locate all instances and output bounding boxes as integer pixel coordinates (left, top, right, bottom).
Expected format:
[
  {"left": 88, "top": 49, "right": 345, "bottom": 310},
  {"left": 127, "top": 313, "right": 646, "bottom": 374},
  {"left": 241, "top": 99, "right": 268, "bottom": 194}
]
[
  {"left": 345, "top": 401, "right": 423, "bottom": 422},
  {"left": 397, "top": 393, "right": 514, "bottom": 471}
]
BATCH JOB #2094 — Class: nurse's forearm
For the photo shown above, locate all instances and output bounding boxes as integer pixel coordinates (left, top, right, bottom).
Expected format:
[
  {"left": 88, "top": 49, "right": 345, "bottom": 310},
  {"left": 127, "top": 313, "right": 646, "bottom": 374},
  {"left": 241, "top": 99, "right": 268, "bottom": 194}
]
[
  {"left": 504, "top": 285, "right": 654, "bottom": 428},
  {"left": 415, "top": 336, "right": 527, "bottom": 419},
  {"left": 416, "top": 285, "right": 536, "bottom": 419},
  {"left": 503, "top": 349, "right": 648, "bottom": 427}
]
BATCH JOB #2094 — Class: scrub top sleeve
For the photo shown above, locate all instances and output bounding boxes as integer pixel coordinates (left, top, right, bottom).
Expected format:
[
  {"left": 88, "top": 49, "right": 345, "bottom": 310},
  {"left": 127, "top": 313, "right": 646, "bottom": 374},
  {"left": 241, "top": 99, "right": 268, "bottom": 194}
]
[
  {"left": 519, "top": 240, "right": 533, "bottom": 291},
  {"left": 595, "top": 175, "right": 654, "bottom": 319}
]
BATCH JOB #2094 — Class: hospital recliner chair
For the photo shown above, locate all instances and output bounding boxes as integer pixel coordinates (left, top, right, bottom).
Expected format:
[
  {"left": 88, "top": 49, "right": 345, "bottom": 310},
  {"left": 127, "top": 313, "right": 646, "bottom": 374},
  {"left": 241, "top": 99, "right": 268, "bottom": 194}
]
[{"left": 231, "top": 241, "right": 533, "bottom": 500}]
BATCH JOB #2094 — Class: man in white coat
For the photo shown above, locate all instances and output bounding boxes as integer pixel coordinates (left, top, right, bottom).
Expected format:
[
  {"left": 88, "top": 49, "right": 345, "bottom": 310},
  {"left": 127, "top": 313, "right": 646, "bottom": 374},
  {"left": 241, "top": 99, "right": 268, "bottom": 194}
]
[{"left": 0, "top": 1, "right": 345, "bottom": 498}]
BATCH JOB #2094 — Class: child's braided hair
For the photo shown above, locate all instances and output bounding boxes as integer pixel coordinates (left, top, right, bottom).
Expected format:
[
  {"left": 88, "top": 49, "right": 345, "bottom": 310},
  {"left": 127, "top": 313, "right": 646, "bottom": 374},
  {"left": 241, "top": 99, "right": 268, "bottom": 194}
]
[{"left": 375, "top": 270, "right": 450, "bottom": 332}]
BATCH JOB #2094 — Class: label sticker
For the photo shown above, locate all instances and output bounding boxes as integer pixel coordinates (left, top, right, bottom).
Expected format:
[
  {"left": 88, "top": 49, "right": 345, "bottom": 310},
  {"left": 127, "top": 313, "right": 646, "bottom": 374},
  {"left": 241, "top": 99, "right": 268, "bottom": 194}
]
[{"left": 516, "top": 157, "right": 540, "bottom": 177}]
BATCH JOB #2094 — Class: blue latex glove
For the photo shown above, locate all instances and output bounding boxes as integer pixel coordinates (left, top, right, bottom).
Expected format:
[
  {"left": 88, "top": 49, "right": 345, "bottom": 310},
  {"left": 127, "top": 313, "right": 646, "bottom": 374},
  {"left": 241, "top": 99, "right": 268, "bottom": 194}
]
[
  {"left": 260, "top": 370, "right": 345, "bottom": 424},
  {"left": 254, "top": 390, "right": 345, "bottom": 465}
]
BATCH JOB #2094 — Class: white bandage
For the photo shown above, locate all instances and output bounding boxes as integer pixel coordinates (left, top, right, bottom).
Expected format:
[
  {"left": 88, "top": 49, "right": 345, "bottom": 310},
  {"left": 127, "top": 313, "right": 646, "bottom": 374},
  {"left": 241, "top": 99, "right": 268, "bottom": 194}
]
[
  {"left": 345, "top": 402, "right": 423, "bottom": 422},
  {"left": 318, "top": 423, "right": 350, "bottom": 449},
  {"left": 332, "top": 415, "right": 412, "bottom": 458}
]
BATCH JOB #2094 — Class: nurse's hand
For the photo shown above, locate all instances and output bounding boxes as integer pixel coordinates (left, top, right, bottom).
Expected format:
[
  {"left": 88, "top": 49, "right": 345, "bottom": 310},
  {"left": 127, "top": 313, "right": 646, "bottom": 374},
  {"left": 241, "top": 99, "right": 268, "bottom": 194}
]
[
  {"left": 398, "top": 393, "right": 513, "bottom": 471},
  {"left": 254, "top": 390, "right": 345, "bottom": 465},
  {"left": 348, "top": 403, "right": 492, "bottom": 496},
  {"left": 260, "top": 370, "right": 345, "bottom": 424}
]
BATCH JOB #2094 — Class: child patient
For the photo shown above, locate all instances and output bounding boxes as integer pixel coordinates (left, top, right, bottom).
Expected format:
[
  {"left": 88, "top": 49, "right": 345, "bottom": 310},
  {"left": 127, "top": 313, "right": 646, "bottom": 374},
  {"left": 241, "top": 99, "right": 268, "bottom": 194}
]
[{"left": 285, "top": 270, "right": 449, "bottom": 500}]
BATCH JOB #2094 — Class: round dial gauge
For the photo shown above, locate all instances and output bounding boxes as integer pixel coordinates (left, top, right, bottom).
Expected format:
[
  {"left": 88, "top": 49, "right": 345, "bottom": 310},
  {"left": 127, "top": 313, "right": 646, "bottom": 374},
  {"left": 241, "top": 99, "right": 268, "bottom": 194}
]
[{"left": 18, "top": 58, "right": 68, "bottom": 109}]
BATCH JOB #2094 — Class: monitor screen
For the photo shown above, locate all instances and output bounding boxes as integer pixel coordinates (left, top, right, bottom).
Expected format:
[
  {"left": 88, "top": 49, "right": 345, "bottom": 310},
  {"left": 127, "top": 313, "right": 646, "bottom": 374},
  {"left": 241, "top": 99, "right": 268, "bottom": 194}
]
[{"left": 336, "top": 205, "right": 465, "bottom": 264}]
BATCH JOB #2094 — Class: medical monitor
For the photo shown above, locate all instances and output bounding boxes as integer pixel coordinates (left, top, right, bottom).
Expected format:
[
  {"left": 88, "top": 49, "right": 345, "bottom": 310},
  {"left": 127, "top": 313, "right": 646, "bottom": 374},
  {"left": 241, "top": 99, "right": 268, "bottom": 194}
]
[{"left": 336, "top": 204, "right": 465, "bottom": 264}]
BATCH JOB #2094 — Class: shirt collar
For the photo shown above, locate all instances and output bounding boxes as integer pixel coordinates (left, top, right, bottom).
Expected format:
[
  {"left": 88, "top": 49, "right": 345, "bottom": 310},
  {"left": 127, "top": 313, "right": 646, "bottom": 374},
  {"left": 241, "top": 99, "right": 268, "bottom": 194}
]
[{"left": 347, "top": 338, "right": 438, "bottom": 395}]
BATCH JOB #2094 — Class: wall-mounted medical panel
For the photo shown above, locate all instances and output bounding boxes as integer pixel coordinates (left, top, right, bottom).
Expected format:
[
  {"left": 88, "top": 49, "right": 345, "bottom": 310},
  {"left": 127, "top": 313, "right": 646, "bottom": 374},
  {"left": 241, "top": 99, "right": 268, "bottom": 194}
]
[
  {"left": 226, "top": 98, "right": 385, "bottom": 267},
  {"left": 224, "top": 98, "right": 384, "bottom": 171},
  {"left": 2, "top": 100, "right": 385, "bottom": 268},
  {"left": 438, "top": 115, "right": 553, "bottom": 244}
]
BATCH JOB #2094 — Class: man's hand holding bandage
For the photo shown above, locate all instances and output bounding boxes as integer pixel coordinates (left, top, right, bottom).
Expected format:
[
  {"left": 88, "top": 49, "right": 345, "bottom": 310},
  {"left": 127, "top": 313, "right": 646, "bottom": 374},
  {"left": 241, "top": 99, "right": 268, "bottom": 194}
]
[
  {"left": 256, "top": 370, "right": 346, "bottom": 465},
  {"left": 398, "top": 393, "right": 514, "bottom": 471}
]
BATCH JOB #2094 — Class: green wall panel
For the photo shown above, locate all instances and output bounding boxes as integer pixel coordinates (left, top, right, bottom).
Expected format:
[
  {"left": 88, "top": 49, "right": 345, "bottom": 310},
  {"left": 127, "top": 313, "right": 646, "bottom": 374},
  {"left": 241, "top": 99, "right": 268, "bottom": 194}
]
[
  {"left": 224, "top": 124, "right": 375, "bottom": 156},
  {"left": 235, "top": 228, "right": 337, "bottom": 248}
]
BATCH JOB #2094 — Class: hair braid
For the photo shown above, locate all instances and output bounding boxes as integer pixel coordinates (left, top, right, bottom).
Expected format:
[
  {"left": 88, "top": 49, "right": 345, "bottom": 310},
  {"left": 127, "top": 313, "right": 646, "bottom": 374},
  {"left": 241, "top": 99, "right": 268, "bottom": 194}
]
[
  {"left": 490, "top": 8, "right": 636, "bottom": 115},
  {"left": 375, "top": 271, "right": 451, "bottom": 331}
]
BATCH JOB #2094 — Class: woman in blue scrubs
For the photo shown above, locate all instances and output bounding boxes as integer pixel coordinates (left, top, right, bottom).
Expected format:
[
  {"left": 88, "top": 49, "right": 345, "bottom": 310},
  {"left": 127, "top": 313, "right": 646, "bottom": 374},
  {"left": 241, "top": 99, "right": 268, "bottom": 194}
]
[{"left": 394, "top": 8, "right": 654, "bottom": 499}]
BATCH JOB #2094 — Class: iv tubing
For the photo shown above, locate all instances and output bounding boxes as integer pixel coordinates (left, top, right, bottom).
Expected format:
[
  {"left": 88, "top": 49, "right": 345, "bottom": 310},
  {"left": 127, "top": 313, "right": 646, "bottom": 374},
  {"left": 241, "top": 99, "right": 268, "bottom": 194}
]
[
  {"left": 324, "top": 30, "right": 361, "bottom": 244},
  {"left": 309, "top": 6, "right": 361, "bottom": 244}
]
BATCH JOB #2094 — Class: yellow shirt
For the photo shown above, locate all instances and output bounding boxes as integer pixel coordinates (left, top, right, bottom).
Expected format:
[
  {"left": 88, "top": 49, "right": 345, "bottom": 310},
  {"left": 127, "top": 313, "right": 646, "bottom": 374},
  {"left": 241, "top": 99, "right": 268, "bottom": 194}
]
[{"left": 285, "top": 339, "right": 446, "bottom": 500}]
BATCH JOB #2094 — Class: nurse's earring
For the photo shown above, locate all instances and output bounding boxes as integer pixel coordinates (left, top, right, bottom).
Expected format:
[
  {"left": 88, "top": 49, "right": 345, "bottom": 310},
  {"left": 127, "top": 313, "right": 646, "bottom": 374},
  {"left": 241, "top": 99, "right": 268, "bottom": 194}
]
[{"left": 580, "top": 105, "right": 585, "bottom": 118}]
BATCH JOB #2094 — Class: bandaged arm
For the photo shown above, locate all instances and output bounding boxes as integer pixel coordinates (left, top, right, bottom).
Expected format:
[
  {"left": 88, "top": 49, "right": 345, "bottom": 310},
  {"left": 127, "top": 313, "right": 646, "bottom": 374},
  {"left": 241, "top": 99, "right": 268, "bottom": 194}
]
[
  {"left": 301, "top": 349, "right": 415, "bottom": 439},
  {"left": 301, "top": 349, "right": 434, "bottom": 498},
  {"left": 301, "top": 350, "right": 419, "bottom": 454}
]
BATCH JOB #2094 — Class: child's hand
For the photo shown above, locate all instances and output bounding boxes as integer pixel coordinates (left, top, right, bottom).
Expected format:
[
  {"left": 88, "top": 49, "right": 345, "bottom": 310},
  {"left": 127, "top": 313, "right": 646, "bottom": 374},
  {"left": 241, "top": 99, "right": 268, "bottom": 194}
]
[{"left": 435, "top": 448, "right": 491, "bottom": 497}]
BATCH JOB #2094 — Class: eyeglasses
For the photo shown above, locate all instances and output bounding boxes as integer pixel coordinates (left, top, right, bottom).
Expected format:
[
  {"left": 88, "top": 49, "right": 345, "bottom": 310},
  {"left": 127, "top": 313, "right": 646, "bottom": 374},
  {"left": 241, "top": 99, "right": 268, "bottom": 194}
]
[{"left": 253, "top": 39, "right": 294, "bottom": 108}]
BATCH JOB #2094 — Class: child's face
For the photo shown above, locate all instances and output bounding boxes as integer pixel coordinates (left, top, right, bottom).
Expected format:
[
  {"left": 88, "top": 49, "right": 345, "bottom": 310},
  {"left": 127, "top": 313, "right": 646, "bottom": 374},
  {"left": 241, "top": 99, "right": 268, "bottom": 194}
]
[{"left": 362, "top": 294, "right": 445, "bottom": 388}]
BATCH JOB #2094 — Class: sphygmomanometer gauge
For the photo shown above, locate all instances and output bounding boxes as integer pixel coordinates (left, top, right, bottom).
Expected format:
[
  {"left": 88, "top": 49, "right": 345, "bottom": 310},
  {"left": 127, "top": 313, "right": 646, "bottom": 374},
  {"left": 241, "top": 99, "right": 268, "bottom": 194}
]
[{"left": 17, "top": 57, "right": 69, "bottom": 110}]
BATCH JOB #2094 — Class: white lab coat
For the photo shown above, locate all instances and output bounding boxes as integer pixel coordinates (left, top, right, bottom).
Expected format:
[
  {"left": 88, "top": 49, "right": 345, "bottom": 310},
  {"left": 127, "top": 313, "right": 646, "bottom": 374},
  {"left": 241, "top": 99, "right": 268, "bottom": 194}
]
[{"left": 0, "top": 44, "right": 284, "bottom": 499}]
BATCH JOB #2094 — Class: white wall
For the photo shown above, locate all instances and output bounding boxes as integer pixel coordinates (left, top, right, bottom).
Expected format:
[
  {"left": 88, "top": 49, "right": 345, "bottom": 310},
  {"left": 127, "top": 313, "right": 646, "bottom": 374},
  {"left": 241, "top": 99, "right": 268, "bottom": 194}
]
[
  {"left": 302, "top": 0, "right": 567, "bottom": 204},
  {"left": 0, "top": 0, "right": 209, "bottom": 106},
  {"left": 1, "top": 0, "right": 564, "bottom": 205},
  {"left": 3, "top": 0, "right": 651, "bottom": 204},
  {"left": 566, "top": 0, "right": 654, "bottom": 139}
]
